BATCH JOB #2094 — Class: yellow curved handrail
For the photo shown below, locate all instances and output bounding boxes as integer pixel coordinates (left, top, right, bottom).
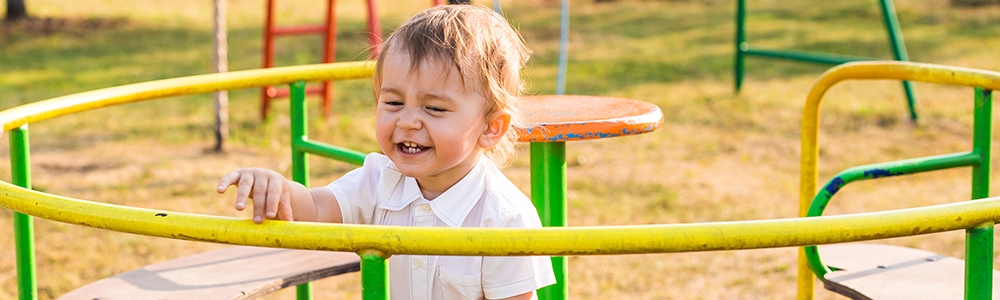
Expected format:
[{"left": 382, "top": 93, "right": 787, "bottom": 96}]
[
  {"left": 1, "top": 176, "right": 1000, "bottom": 255},
  {"left": 0, "top": 61, "right": 374, "bottom": 132},
  {"left": 798, "top": 61, "right": 1000, "bottom": 299}
]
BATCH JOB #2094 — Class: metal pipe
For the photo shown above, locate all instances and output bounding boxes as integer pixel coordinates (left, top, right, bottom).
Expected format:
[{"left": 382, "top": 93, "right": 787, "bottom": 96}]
[{"left": 10, "top": 126, "right": 36, "bottom": 300}]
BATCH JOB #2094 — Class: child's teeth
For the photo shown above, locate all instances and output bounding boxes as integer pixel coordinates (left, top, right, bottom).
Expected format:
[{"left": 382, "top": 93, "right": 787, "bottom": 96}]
[{"left": 402, "top": 142, "right": 420, "bottom": 153}]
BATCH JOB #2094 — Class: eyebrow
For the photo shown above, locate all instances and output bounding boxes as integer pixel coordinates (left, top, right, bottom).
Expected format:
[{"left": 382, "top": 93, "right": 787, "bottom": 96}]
[
  {"left": 418, "top": 92, "right": 457, "bottom": 103},
  {"left": 379, "top": 87, "right": 402, "bottom": 96}
]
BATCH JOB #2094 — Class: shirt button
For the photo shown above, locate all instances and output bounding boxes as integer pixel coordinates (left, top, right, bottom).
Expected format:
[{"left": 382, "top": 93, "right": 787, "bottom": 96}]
[
  {"left": 414, "top": 259, "right": 423, "bottom": 268},
  {"left": 418, "top": 204, "right": 430, "bottom": 213}
]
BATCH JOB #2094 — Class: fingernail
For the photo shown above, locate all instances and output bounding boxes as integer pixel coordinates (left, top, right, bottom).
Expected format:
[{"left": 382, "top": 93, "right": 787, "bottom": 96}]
[
  {"left": 266, "top": 211, "right": 276, "bottom": 218},
  {"left": 254, "top": 216, "right": 262, "bottom": 223}
]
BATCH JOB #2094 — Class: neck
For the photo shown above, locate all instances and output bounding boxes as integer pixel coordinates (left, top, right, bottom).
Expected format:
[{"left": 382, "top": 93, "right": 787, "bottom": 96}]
[{"left": 415, "top": 157, "right": 482, "bottom": 200}]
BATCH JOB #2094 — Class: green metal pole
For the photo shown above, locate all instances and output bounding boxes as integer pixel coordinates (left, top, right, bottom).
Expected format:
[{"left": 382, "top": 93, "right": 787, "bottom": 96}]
[
  {"left": 878, "top": 0, "right": 919, "bottom": 122},
  {"left": 10, "top": 125, "right": 37, "bottom": 300},
  {"left": 530, "top": 142, "right": 567, "bottom": 300},
  {"left": 288, "top": 81, "right": 314, "bottom": 300},
  {"left": 734, "top": 0, "right": 746, "bottom": 92},
  {"left": 290, "top": 81, "right": 309, "bottom": 186},
  {"left": 966, "top": 223, "right": 993, "bottom": 300},
  {"left": 741, "top": 48, "right": 875, "bottom": 66},
  {"left": 360, "top": 250, "right": 390, "bottom": 300},
  {"left": 296, "top": 140, "right": 366, "bottom": 166},
  {"left": 965, "top": 88, "right": 992, "bottom": 300}
]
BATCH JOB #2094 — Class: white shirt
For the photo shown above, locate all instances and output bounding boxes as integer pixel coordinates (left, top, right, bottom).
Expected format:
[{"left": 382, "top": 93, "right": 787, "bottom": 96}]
[{"left": 326, "top": 153, "right": 556, "bottom": 300}]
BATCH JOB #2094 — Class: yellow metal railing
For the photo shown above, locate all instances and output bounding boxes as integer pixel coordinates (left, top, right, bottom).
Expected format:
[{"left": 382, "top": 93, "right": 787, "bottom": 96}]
[{"left": 3, "top": 179, "right": 1000, "bottom": 253}]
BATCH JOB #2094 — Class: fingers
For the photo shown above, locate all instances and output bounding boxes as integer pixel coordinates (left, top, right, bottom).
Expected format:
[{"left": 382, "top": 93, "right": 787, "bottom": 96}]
[
  {"left": 278, "top": 188, "right": 294, "bottom": 221},
  {"left": 218, "top": 169, "right": 293, "bottom": 224},
  {"left": 235, "top": 171, "right": 256, "bottom": 211},
  {"left": 251, "top": 174, "right": 270, "bottom": 224},
  {"left": 264, "top": 179, "right": 283, "bottom": 220},
  {"left": 217, "top": 171, "right": 239, "bottom": 193}
]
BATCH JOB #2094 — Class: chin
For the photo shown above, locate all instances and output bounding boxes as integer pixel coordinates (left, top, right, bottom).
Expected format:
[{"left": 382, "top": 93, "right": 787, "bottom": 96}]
[{"left": 394, "top": 165, "right": 430, "bottom": 178}]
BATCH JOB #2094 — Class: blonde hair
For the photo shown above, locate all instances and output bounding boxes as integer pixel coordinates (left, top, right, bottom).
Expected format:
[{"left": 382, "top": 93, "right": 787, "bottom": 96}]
[{"left": 373, "top": 5, "right": 531, "bottom": 166}]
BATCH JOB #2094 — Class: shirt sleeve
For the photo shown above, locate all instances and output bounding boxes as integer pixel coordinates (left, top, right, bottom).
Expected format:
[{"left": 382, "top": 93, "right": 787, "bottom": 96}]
[{"left": 324, "top": 153, "right": 387, "bottom": 225}]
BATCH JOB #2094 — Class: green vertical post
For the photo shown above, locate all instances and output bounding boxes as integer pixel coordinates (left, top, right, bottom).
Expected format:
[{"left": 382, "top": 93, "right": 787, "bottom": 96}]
[
  {"left": 10, "top": 125, "right": 37, "bottom": 300},
  {"left": 360, "top": 250, "right": 390, "bottom": 300},
  {"left": 290, "top": 81, "right": 309, "bottom": 186},
  {"left": 288, "top": 81, "right": 314, "bottom": 300},
  {"left": 965, "top": 88, "right": 992, "bottom": 300},
  {"left": 734, "top": 0, "right": 747, "bottom": 92},
  {"left": 530, "top": 142, "right": 567, "bottom": 300},
  {"left": 878, "top": 0, "right": 919, "bottom": 122}
]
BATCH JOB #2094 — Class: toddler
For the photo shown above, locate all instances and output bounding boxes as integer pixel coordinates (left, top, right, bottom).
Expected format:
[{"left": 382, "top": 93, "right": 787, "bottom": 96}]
[{"left": 216, "top": 5, "right": 556, "bottom": 300}]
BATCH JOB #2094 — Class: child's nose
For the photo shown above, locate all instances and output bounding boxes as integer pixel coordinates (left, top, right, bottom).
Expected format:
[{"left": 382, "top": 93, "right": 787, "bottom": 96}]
[{"left": 396, "top": 109, "right": 422, "bottom": 130}]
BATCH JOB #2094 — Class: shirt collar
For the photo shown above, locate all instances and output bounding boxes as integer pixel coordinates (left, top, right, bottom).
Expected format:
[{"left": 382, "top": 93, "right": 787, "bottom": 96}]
[{"left": 379, "top": 157, "right": 489, "bottom": 228}]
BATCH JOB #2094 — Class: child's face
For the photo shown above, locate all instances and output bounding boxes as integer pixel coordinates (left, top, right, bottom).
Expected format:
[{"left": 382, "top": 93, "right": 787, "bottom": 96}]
[{"left": 375, "top": 48, "right": 500, "bottom": 197}]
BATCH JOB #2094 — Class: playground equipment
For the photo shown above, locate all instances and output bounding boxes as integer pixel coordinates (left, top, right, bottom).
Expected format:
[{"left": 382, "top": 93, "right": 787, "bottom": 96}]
[
  {"left": 258, "top": 0, "right": 479, "bottom": 120},
  {"left": 259, "top": 0, "right": 381, "bottom": 120},
  {"left": 797, "top": 61, "right": 1000, "bottom": 299},
  {"left": 3, "top": 61, "right": 1000, "bottom": 300},
  {"left": 734, "top": 0, "right": 920, "bottom": 121}
]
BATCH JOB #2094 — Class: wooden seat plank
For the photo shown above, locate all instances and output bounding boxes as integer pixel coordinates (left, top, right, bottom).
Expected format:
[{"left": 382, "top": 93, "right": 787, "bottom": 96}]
[
  {"left": 58, "top": 246, "right": 360, "bottom": 300},
  {"left": 818, "top": 243, "right": 1000, "bottom": 300}
]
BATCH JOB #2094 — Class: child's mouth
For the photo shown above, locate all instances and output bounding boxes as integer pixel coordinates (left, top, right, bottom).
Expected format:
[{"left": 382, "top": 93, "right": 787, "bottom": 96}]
[{"left": 399, "top": 142, "right": 429, "bottom": 154}]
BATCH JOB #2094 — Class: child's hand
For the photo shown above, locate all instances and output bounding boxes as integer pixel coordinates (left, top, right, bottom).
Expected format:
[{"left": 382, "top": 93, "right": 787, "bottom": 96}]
[{"left": 217, "top": 168, "right": 295, "bottom": 224}]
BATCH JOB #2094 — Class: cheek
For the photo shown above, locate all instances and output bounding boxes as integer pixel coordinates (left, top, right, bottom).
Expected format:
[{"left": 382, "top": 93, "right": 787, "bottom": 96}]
[
  {"left": 374, "top": 115, "right": 394, "bottom": 141},
  {"left": 435, "top": 119, "right": 483, "bottom": 145}
]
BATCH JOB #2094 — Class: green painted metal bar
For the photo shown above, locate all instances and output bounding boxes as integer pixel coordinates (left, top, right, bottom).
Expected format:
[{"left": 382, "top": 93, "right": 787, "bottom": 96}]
[
  {"left": 295, "top": 283, "right": 312, "bottom": 300},
  {"left": 288, "top": 81, "right": 314, "bottom": 300},
  {"left": 734, "top": 0, "right": 746, "bottom": 92},
  {"left": 736, "top": 0, "right": 919, "bottom": 122},
  {"left": 804, "top": 152, "right": 982, "bottom": 277},
  {"left": 966, "top": 223, "right": 993, "bottom": 300},
  {"left": 530, "top": 142, "right": 567, "bottom": 300},
  {"left": 879, "top": 0, "right": 910, "bottom": 64},
  {"left": 965, "top": 87, "right": 992, "bottom": 300},
  {"left": 290, "top": 80, "right": 310, "bottom": 187},
  {"left": 11, "top": 125, "right": 37, "bottom": 300},
  {"left": 808, "top": 152, "right": 982, "bottom": 218},
  {"left": 878, "top": 0, "right": 919, "bottom": 122},
  {"left": 360, "top": 250, "right": 390, "bottom": 300},
  {"left": 742, "top": 48, "right": 875, "bottom": 66},
  {"left": 296, "top": 140, "right": 366, "bottom": 166}
]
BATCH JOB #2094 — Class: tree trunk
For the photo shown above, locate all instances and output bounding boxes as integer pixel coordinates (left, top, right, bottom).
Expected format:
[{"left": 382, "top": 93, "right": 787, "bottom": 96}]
[{"left": 5, "top": 0, "right": 28, "bottom": 21}]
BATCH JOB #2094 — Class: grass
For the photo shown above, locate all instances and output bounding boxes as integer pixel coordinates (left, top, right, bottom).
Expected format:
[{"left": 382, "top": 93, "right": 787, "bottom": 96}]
[{"left": 2, "top": 0, "right": 1000, "bottom": 299}]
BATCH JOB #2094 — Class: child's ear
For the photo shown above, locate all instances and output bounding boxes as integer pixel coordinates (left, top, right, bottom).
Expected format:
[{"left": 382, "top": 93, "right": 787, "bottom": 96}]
[{"left": 479, "top": 112, "right": 511, "bottom": 148}]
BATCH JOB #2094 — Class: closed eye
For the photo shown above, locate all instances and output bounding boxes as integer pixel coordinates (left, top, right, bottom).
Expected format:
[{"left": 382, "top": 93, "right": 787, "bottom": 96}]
[{"left": 425, "top": 106, "right": 447, "bottom": 113}]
